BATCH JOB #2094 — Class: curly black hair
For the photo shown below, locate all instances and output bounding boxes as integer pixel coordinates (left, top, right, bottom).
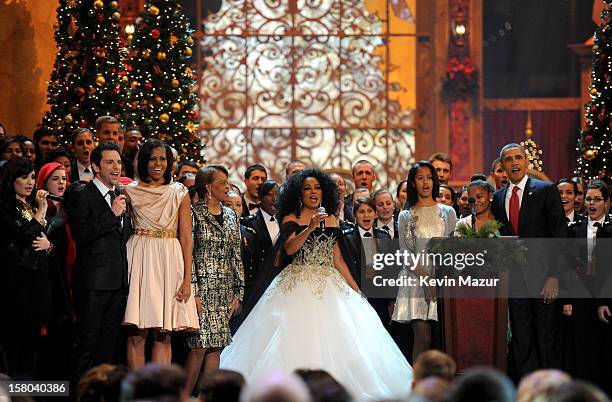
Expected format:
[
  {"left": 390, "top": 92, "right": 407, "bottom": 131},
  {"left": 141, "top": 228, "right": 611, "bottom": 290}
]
[{"left": 276, "top": 168, "right": 340, "bottom": 221}]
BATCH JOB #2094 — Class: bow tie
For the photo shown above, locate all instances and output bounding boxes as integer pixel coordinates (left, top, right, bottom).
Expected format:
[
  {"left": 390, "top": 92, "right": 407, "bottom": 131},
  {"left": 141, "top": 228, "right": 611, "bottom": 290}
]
[
  {"left": 363, "top": 232, "right": 372, "bottom": 238},
  {"left": 248, "top": 203, "right": 260, "bottom": 210},
  {"left": 382, "top": 225, "right": 390, "bottom": 232},
  {"left": 270, "top": 216, "right": 275, "bottom": 222}
]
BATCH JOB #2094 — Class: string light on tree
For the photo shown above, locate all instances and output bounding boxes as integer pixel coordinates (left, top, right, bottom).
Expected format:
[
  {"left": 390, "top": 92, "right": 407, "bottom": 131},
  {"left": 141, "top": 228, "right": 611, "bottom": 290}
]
[{"left": 520, "top": 110, "right": 543, "bottom": 171}]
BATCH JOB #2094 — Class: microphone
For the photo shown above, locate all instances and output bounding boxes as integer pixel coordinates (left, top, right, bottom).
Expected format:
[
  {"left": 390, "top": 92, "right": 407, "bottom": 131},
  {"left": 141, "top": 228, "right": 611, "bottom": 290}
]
[
  {"left": 46, "top": 194, "right": 64, "bottom": 202},
  {"left": 318, "top": 206, "right": 326, "bottom": 229},
  {"left": 114, "top": 183, "right": 124, "bottom": 198},
  {"left": 468, "top": 196, "right": 476, "bottom": 230}
]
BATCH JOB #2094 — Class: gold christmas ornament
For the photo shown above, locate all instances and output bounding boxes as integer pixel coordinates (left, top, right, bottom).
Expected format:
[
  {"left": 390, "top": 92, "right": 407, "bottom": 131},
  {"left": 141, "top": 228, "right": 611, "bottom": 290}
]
[
  {"left": 186, "top": 121, "right": 197, "bottom": 134},
  {"left": 93, "top": 0, "right": 104, "bottom": 10},
  {"left": 64, "top": 114, "right": 74, "bottom": 123},
  {"left": 591, "top": 87, "right": 599, "bottom": 96},
  {"left": 149, "top": 5, "right": 160, "bottom": 16},
  {"left": 584, "top": 149, "right": 597, "bottom": 160},
  {"left": 187, "top": 37, "right": 194, "bottom": 46},
  {"left": 159, "top": 113, "right": 170, "bottom": 123},
  {"left": 131, "top": 80, "right": 139, "bottom": 89},
  {"left": 180, "top": 100, "right": 188, "bottom": 106},
  {"left": 171, "top": 103, "right": 181, "bottom": 112},
  {"left": 109, "top": 1, "right": 118, "bottom": 9},
  {"left": 112, "top": 12, "right": 121, "bottom": 21},
  {"left": 156, "top": 51, "right": 167, "bottom": 61},
  {"left": 171, "top": 79, "right": 180, "bottom": 88},
  {"left": 155, "top": 96, "right": 163, "bottom": 104},
  {"left": 95, "top": 74, "right": 106, "bottom": 86},
  {"left": 183, "top": 47, "right": 192, "bottom": 57},
  {"left": 121, "top": 75, "right": 128, "bottom": 83}
]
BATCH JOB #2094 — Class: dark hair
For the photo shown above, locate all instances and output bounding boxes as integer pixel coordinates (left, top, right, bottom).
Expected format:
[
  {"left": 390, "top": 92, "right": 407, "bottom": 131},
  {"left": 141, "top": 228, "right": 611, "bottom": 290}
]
[
  {"left": 258, "top": 180, "right": 279, "bottom": 200},
  {"left": 428, "top": 152, "right": 453, "bottom": 170},
  {"left": 120, "top": 364, "right": 186, "bottom": 401},
  {"left": 176, "top": 160, "right": 198, "bottom": 174},
  {"left": 353, "top": 197, "right": 376, "bottom": 215},
  {"left": 490, "top": 157, "right": 502, "bottom": 174},
  {"left": 406, "top": 161, "right": 440, "bottom": 207},
  {"left": 77, "top": 364, "right": 127, "bottom": 402},
  {"left": 446, "top": 368, "right": 515, "bottom": 402},
  {"left": 499, "top": 143, "right": 526, "bottom": 161},
  {"left": 137, "top": 139, "right": 173, "bottom": 184},
  {"left": 396, "top": 179, "right": 407, "bottom": 197},
  {"left": 91, "top": 141, "right": 121, "bottom": 171},
  {"left": 439, "top": 183, "right": 457, "bottom": 201},
  {"left": 14, "top": 134, "right": 33, "bottom": 145},
  {"left": 0, "top": 136, "right": 25, "bottom": 158},
  {"left": 45, "top": 147, "right": 72, "bottom": 164},
  {"left": 285, "top": 160, "right": 306, "bottom": 176},
  {"left": 470, "top": 173, "right": 488, "bottom": 182},
  {"left": 556, "top": 178, "right": 578, "bottom": 195},
  {"left": 244, "top": 163, "right": 267, "bottom": 180},
  {"left": 276, "top": 168, "right": 340, "bottom": 221},
  {"left": 0, "top": 157, "right": 36, "bottom": 207},
  {"left": 72, "top": 128, "right": 94, "bottom": 144},
  {"left": 33, "top": 128, "right": 56, "bottom": 143},
  {"left": 294, "top": 369, "right": 352, "bottom": 402},
  {"left": 195, "top": 165, "right": 229, "bottom": 199},
  {"left": 467, "top": 180, "right": 494, "bottom": 194},
  {"left": 199, "top": 369, "right": 245, "bottom": 402},
  {"left": 351, "top": 159, "right": 374, "bottom": 176},
  {"left": 587, "top": 180, "right": 609, "bottom": 201}
]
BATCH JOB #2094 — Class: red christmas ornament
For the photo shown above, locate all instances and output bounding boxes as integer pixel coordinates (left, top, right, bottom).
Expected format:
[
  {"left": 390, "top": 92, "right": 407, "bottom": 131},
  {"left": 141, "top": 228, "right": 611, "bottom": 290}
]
[
  {"left": 151, "top": 29, "right": 161, "bottom": 39},
  {"left": 145, "top": 81, "right": 153, "bottom": 89},
  {"left": 153, "top": 65, "right": 162, "bottom": 75},
  {"left": 584, "top": 134, "right": 594, "bottom": 144},
  {"left": 79, "top": 119, "right": 89, "bottom": 127}
]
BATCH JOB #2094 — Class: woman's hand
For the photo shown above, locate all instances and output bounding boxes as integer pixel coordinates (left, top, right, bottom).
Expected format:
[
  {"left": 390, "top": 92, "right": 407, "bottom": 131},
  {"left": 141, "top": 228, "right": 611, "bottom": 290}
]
[
  {"left": 176, "top": 279, "right": 192, "bottom": 302},
  {"left": 35, "top": 190, "right": 48, "bottom": 209},
  {"left": 228, "top": 297, "right": 240, "bottom": 319},
  {"left": 307, "top": 211, "right": 328, "bottom": 232},
  {"left": 31, "top": 233, "right": 51, "bottom": 251}
]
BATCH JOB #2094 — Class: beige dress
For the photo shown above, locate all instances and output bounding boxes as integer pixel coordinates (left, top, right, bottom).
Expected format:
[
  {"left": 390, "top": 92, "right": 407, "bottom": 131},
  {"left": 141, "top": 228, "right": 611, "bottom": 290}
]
[{"left": 123, "top": 182, "right": 199, "bottom": 331}]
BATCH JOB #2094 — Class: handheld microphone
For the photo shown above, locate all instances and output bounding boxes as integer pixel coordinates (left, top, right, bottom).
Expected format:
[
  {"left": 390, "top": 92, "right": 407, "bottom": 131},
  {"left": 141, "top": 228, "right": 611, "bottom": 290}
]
[
  {"left": 46, "top": 194, "right": 64, "bottom": 202},
  {"left": 468, "top": 196, "right": 476, "bottom": 229},
  {"left": 114, "top": 183, "right": 124, "bottom": 198},
  {"left": 318, "top": 206, "right": 326, "bottom": 229}
]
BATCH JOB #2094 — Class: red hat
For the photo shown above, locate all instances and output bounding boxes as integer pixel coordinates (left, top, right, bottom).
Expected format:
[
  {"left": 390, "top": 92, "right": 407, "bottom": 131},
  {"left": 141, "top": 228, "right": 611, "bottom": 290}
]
[{"left": 37, "top": 162, "right": 69, "bottom": 191}]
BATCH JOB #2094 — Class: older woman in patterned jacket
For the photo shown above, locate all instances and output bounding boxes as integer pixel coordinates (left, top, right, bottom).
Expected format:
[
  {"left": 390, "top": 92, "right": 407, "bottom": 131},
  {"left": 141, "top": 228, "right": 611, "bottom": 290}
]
[{"left": 184, "top": 164, "right": 245, "bottom": 395}]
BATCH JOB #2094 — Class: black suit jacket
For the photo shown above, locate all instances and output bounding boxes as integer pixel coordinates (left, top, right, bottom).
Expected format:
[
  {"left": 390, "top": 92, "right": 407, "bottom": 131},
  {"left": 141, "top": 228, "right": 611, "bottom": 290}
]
[
  {"left": 66, "top": 181, "right": 131, "bottom": 291},
  {"left": 339, "top": 226, "right": 390, "bottom": 288},
  {"left": 241, "top": 195, "right": 260, "bottom": 218},
  {"left": 242, "top": 210, "right": 274, "bottom": 250}
]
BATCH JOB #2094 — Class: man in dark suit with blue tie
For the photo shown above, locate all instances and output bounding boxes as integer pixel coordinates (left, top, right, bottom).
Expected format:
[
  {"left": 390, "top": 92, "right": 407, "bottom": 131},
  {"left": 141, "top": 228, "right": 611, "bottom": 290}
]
[
  {"left": 66, "top": 142, "right": 131, "bottom": 384},
  {"left": 491, "top": 143, "right": 567, "bottom": 377}
]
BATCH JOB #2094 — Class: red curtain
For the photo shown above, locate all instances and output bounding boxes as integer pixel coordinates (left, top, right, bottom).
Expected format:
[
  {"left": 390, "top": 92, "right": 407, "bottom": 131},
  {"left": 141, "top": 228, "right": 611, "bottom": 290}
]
[{"left": 483, "top": 110, "right": 581, "bottom": 181}]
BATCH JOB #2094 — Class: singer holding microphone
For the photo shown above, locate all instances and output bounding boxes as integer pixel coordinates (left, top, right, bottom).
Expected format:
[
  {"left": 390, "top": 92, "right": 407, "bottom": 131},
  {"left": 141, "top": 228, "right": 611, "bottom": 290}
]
[{"left": 0, "top": 157, "right": 53, "bottom": 379}]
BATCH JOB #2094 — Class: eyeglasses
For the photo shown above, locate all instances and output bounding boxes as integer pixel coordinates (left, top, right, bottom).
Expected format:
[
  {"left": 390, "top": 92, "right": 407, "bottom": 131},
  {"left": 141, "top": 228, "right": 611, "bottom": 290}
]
[{"left": 585, "top": 197, "right": 605, "bottom": 203}]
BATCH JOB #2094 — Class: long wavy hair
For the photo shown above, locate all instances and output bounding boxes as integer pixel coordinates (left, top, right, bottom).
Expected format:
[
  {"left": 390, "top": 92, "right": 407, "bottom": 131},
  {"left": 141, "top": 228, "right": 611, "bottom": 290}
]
[
  {"left": 406, "top": 160, "right": 440, "bottom": 208},
  {"left": 0, "top": 157, "right": 36, "bottom": 211},
  {"left": 276, "top": 168, "right": 340, "bottom": 222}
]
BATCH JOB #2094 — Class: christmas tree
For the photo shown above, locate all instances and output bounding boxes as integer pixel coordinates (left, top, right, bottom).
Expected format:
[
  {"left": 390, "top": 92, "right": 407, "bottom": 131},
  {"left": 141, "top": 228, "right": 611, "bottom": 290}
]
[
  {"left": 576, "top": 0, "right": 612, "bottom": 180},
  {"left": 124, "top": 0, "right": 200, "bottom": 162},
  {"left": 42, "top": 0, "right": 125, "bottom": 145}
]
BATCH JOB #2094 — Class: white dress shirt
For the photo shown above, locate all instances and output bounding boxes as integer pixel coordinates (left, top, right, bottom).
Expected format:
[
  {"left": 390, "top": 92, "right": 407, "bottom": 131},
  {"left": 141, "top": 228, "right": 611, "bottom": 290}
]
[
  {"left": 587, "top": 216, "right": 605, "bottom": 261},
  {"left": 261, "top": 209, "right": 280, "bottom": 246},
  {"left": 77, "top": 161, "right": 94, "bottom": 182},
  {"left": 358, "top": 226, "right": 376, "bottom": 267},
  {"left": 505, "top": 174, "right": 528, "bottom": 220},
  {"left": 377, "top": 219, "right": 395, "bottom": 238},
  {"left": 93, "top": 177, "right": 115, "bottom": 208}
]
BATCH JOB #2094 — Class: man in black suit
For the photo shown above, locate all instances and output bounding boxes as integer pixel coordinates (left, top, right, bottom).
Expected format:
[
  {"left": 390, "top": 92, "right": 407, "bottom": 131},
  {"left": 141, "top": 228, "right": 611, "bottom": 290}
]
[
  {"left": 70, "top": 128, "right": 96, "bottom": 183},
  {"left": 242, "top": 180, "right": 280, "bottom": 267},
  {"left": 66, "top": 141, "right": 131, "bottom": 383},
  {"left": 491, "top": 143, "right": 567, "bottom": 377},
  {"left": 241, "top": 164, "right": 267, "bottom": 218}
]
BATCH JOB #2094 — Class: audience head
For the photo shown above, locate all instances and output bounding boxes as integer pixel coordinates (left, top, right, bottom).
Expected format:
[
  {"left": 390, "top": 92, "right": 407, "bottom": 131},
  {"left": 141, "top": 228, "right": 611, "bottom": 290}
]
[
  {"left": 170, "top": 146, "right": 179, "bottom": 175},
  {"left": 412, "top": 350, "right": 457, "bottom": 385},
  {"left": 240, "top": 369, "right": 311, "bottom": 402},
  {"left": 199, "top": 369, "right": 245, "bottom": 402},
  {"left": 294, "top": 369, "right": 352, "bottom": 402},
  {"left": 499, "top": 143, "right": 528, "bottom": 185},
  {"left": 196, "top": 164, "right": 230, "bottom": 204},
  {"left": 538, "top": 380, "right": 608, "bottom": 402},
  {"left": 91, "top": 142, "right": 122, "bottom": 188},
  {"left": 0, "top": 136, "right": 24, "bottom": 161},
  {"left": 95, "top": 116, "right": 120, "bottom": 144},
  {"left": 406, "top": 161, "right": 440, "bottom": 207},
  {"left": 286, "top": 160, "right": 307, "bottom": 178},
  {"left": 396, "top": 179, "right": 408, "bottom": 210},
  {"left": 33, "top": 128, "right": 58, "bottom": 159},
  {"left": 224, "top": 191, "right": 244, "bottom": 217},
  {"left": 0, "top": 157, "right": 36, "bottom": 203},
  {"left": 373, "top": 189, "right": 394, "bottom": 223},
  {"left": 437, "top": 184, "right": 455, "bottom": 207},
  {"left": 15, "top": 135, "right": 36, "bottom": 163},
  {"left": 490, "top": 157, "right": 509, "bottom": 189},
  {"left": 585, "top": 180, "right": 610, "bottom": 221},
  {"left": 413, "top": 376, "right": 451, "bottom": 402},
  {"left": 556, "top": 178, "right": 578, "bottom": 217},
  {"left": 329, "top": 173, "right": 347, "bottom": 199},
  {"left": 456, "top": 186, "right": 471, "bottom": 217},
  {"left": 467, "top": 180, "right": 495, "bottom": 216},
  {"left": 244, "top": 164, "right": 268, "bottom": 201},
  {"left": 277, "top": 168, "right": 339, "bottom": 220},
  {"left": 259, "top": 180, "right": 280, "bottom": 216},
  {"left": 354, "top": 187, "right": 370, "bottom": 201},
  {"left": 37, "top": 162, "right": 68, "bottom": 198},
  {"left": 124, "top": 128, "right": 143, "bottom": 155},
  {"left": 445, "top": 367, "right": 515, "bottom": 402},
  {"left": 470, "top": 173, "right": 488, "bottom": 182},
  {"left": 176, "top": 160, "right": 199, "bottom": 179},
  {"left": 572, "top": 177, "right": 585, "bottom": 212},
  {"left": 77, "top": 363, "right": 127, "bottom": 402},
  {"left": 137, "top": 139, "right": 173, "bottom": 185},
  {"left": 351, "top": 160, "right": 376, "bottom": 191},
  {"left": 46, "top": 147, "right": 72, "bottom": 177},
  {"left": 120, "top": 363, "right": 186, "bottom": 402},
  {"left": 353, "top": 197, "right": 377, "bottom": 231},
  {"left": 72, "top": 128, "right": 96, "bottom": 166},
  {"left": 178, "top": 172, "right": 198, "bottom": 204},
  {"left": 429, "top": 152, "right": 453, "bottom": 184},
  {"left": 517, "top": 369, "right": 571, "bottom": 402}
]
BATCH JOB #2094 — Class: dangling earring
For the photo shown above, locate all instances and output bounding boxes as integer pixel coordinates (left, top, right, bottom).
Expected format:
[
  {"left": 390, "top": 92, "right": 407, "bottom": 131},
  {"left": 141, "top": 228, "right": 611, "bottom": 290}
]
[{"left": 299, "top": 198, "right": 303, "bottom": 210}]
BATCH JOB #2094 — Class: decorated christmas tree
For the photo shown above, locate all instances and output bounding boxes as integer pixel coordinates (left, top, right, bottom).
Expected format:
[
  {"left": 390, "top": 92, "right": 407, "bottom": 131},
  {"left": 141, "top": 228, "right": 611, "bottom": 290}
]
[
  {"left": 42, "top": 0, "right": 125, "bottom": 145},
  {"left": 576, "top": 0, "right": 612, "bottom": 180},
  {"left": 124, "top": 0, "right": 200, "bottom": 161}
]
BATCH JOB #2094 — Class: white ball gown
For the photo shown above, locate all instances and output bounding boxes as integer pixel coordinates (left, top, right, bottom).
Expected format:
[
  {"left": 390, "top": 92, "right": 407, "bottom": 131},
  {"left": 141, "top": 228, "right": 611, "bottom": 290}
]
[{"left": 220, "top": 224, "right": 413, "bottom": 401}]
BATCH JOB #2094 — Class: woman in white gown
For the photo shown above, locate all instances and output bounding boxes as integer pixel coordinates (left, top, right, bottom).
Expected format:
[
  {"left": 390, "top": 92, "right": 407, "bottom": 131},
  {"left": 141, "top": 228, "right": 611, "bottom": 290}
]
[{"left": 221, "top": 169, "right": 412, "bottom": 401}]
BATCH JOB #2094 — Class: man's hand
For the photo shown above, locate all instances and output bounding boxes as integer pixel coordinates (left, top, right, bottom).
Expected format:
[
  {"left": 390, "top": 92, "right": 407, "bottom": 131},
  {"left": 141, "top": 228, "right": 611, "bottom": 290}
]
[
  {"left": 540, "top": 277, "right": 559, "bottom": 304},
  {"left": 111, "top": 194, "right": 127, "bottom": 217},
  {"left": 598, "top": 306, "right": 611, "bottom": 324}
]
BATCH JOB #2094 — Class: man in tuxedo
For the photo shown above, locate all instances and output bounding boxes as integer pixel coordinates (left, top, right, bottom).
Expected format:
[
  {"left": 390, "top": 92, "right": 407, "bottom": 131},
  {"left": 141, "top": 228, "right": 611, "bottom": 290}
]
[
  {"left": 70, "top": 128, "right": 96, "bottom": 183},
  {"left": 344, "top": 160, "right": 377, "bottom": 220},
  {"left": 373, "top": 189, "right": 399, "bottom": 239},
  {"left": 491, "top": 143, "right": 567, "bottom": 377},
  {"left": 66, "top": 141, "right": 131, "bottom": 383},
  {"left": 241, "top": 164, "right": 267, "bottom": 218},
  {"left": 339, "top": 197, "right": 391, "bottom": 327},
  {"left": 556, "top": 178, "right": 584, "bottom": 224},
  {"left": 242, "top": 180, "right": 280, "bottom": 262}
]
